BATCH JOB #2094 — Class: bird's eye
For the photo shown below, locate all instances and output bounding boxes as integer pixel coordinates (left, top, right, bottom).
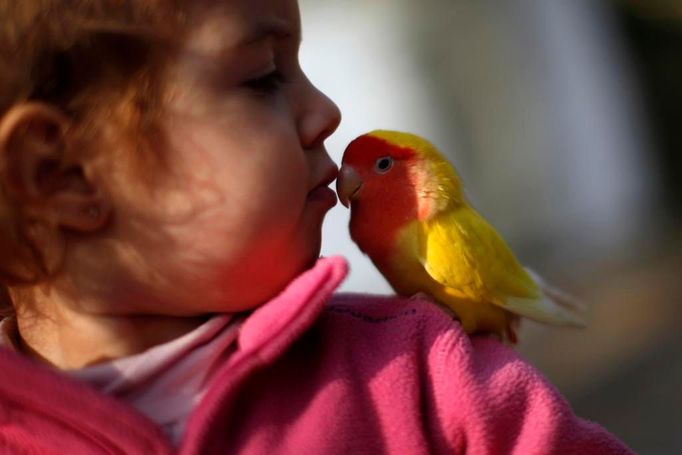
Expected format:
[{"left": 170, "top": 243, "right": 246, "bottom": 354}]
[{"left": 374, "top": 156, "right": 393, "bottom": 174}]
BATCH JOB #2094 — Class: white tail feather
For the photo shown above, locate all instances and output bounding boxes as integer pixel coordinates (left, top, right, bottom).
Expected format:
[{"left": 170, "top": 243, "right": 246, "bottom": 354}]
[{"left": 503, "top": 269, "right": 587, "bottom": 327}]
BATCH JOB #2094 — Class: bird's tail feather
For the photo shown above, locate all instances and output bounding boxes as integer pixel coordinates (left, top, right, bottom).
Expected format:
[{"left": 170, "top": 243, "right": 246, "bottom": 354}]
[{"left": 504, "top": 269, "right": 587, "bottom": 327}]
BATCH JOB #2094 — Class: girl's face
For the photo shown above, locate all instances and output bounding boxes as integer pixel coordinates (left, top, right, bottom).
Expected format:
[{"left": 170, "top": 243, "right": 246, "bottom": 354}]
[{"left": 77, "top": 0, "right": 341, "bottom": 314}]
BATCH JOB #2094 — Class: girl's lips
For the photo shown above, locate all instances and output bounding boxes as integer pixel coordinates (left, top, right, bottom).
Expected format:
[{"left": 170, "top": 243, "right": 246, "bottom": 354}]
[
  {"left": 307, "top": 163, "right": 339, "bottom": 208},
  {"left": 307, "top": 185, "right": 338, "bottom": 207}
]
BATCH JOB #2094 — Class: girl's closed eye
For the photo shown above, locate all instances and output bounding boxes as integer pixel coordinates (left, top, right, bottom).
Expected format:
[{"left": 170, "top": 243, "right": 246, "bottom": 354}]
[{"left": 244, "top": 69, "right": 285, "bottom": 94}]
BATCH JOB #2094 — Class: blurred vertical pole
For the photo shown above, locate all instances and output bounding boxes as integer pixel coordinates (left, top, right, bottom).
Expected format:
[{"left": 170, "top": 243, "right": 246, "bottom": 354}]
[{"left": 517, "top": 0, "right": 657, "bottom": 263}]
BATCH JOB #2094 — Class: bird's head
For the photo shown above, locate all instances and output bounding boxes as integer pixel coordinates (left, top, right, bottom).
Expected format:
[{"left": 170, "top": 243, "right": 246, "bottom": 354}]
[{"left": 337, "top": 130, "right": 463, "bottom": 221}]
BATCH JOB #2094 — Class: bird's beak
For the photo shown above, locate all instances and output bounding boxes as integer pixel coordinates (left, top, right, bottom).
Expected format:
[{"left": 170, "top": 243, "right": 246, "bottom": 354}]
[{"left": 336, "top": 165, "right": 363, "bottom": 208}]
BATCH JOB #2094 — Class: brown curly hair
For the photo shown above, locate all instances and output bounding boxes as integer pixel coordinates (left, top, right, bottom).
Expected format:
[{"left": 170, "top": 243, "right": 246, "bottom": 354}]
[{"left": 0, "top": 0, "right": 188, "bottom": 315}]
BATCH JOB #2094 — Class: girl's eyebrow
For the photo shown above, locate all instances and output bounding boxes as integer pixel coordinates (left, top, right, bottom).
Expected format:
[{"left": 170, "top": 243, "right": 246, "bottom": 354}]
[{"left": 236, "top": 17, "right": 295, "bottom": 47}]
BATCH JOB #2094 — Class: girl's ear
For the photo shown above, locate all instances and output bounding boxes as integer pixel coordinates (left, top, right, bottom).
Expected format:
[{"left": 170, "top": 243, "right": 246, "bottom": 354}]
[{"left": 0, "top": 102, "right": 111, "bottom": 233}]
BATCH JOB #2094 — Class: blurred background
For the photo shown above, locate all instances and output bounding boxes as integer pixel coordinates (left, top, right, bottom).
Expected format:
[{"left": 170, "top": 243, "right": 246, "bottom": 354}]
[{"left": 301, "top": 0, "right": 682, "bottom": 453}]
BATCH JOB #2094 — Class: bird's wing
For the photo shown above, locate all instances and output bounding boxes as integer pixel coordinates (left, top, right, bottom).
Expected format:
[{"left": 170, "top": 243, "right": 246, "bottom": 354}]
[
  {"left": 419, "top": 207, "right": 540, "bottom": 301},
  {"left": 420, "top": 208, "right": 585, "bottom": 326}
]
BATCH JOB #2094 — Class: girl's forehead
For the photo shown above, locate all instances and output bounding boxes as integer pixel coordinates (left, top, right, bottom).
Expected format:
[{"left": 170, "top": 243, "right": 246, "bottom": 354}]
[{"left": 185, "top": 0, "right": 300, "bottom": 45}]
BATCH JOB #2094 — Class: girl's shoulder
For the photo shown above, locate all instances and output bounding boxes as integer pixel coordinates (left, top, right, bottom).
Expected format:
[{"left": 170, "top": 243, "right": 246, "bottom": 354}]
[
  {"left": 318, "top": 292, "right": 539, "bottom": 410},
  {"left": 321, "top": 292, "right": 513, "bottom": 367},
  {"left": 309, "top": 293, "right": 632, "bottom": 454},
  {"left": 319, "top": 293, "right": 584, "bottom": 416}
]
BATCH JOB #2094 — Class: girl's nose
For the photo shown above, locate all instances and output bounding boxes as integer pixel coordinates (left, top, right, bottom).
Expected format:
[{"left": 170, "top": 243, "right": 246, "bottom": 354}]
[{"left": 299, "top": 82, "right": 341, "bottom": 149}]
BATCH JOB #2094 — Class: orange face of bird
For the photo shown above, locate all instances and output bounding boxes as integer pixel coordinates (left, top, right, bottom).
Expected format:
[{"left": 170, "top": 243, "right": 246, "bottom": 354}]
[
  {"left": 337, "top": 133, "right": 421, "bottom": 222},
  {"left": 337, "top": 130, "right": 465, "bottom": 256},
  {"left": 336, "top": 132, "right": 426, "bottom": 258}
]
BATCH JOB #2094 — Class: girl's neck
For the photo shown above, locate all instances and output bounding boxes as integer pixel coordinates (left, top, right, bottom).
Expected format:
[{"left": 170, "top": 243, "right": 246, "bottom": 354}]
[{"left": 14, "top": 296, "right": 209, "bottom": 369}]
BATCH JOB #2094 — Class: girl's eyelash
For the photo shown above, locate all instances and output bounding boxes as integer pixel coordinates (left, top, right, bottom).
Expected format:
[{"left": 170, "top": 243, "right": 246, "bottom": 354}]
[{"left": 244, "top": 70, "right": 285, "bottom": 93}]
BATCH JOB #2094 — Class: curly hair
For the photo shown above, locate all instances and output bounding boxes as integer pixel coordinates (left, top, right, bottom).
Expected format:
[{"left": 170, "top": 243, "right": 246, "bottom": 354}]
[{"left": 0, "top": 0, "right": 187, "bottom": 315}]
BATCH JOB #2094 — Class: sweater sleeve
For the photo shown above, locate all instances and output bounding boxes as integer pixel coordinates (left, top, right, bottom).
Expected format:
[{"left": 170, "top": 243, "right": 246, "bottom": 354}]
[{"left": 430, "top": 328, "right": 634, "bottom": 455}]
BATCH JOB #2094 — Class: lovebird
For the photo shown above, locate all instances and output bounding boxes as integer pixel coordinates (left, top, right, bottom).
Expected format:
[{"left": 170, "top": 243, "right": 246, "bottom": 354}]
[{"left": 336, "top": 130, "right": 585, "bottom": 343}]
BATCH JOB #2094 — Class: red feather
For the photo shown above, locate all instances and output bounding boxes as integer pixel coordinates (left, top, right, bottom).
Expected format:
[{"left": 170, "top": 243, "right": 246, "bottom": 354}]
[{"left": 342, "top": 136, "right": 419, "bottom": 262}]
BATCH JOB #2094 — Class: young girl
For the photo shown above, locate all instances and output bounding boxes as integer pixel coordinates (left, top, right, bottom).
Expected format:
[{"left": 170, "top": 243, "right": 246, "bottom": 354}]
[{"left": 0, "top": 0, "right": 632, "bottom": 453}]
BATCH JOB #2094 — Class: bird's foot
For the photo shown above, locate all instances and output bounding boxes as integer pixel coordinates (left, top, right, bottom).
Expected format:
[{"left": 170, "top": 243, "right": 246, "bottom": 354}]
[{"left": 409, "top": 292, "right": 436, "bottom": 303}]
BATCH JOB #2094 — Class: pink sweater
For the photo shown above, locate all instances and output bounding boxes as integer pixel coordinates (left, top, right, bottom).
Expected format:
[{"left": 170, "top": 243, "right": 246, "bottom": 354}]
[{"left": 0, "top": 256, "right": 631, "bottom": 454}]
